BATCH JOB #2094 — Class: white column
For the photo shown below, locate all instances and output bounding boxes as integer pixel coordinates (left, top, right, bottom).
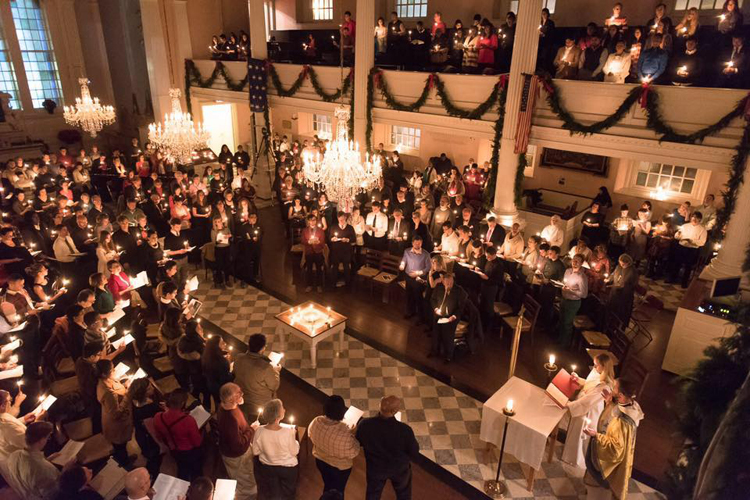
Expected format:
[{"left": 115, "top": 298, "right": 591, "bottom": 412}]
[
  {"left": 701, "top": 158, "right": 750, "bottom": 286},
  {"left": 353, "top": 0, "right": 375, "bottom": 147},
  {"left": 139, "top": 0, "right": 173, "bottom": 119},
  {"left": 248, "top": 0, "right": 268, "bottom": 59},
  {"left": 492, "top": 0, "right": 543, "bottom": 226}
]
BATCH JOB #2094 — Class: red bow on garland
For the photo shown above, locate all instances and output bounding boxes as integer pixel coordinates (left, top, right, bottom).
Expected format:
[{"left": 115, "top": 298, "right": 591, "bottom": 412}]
[
  {"left": 639, "top": 81, "right": 651, "bottom": 109},
  {"left": 373, "top": 70, "right": 382, "bottom": 89},
  {"left": 348, "top": 68, "right": 355, "bottom": 81},
  {"left": 498, "top": 74, "right": 509, "bottom": 90},
  {"left": 539, "top": 77, "right": 555, "bottom": 96},
  {"left": 428, "top": 74, "right": 436, "bottom": 90},
  {"left": 301, "top": 65, "right": 310, "bottom": 79}
]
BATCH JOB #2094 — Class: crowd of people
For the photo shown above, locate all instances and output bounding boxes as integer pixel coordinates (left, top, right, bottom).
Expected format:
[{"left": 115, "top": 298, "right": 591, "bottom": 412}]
[
  {"left": 0, "top": 124, "right": 710, "bottom": 498},
  {"left": 244, "top": 1, "right": 749, "bottom": 89},
  {"left": 209, "top": 32, "right": 251, "bottom": 61}
]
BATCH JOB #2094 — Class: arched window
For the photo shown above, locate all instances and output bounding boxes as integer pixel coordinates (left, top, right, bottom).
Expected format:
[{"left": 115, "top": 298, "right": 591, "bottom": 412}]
[{"left": 0, "top": 22, "right": 21, "bottom": 109}]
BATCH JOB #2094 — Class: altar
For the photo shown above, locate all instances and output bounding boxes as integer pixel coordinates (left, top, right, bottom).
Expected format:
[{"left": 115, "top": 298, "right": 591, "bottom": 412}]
[
  {"left": 480, "top": 376, "right": 566, "bottom": 491},
  {"left": 274, "top": 301, "right": 347, "bottom": 368}
]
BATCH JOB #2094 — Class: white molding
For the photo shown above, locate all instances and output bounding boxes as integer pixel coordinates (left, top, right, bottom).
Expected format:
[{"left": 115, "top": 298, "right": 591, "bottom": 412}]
[{"left": 613, "top": 159, "right": 711, "bottom": 205}]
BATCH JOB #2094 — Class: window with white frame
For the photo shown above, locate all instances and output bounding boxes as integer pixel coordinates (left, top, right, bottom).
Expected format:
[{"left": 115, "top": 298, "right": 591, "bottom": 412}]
[
  {"left": 10, "top": 0, "right": 63, "bottom": 109},
  {"left": 390, "top": 125, "right": 421, "bottom": 150},
  {"left": 510, "top": 0, "right": 556, "bottom": 14},
  {"left": 674, "top": 0, "right": 743, "bottom": 10},
  {"left": 635, "top": 162, "right": 699, "bottom": 195},
  {"left": 0, "top": 23, "right": 21, "bottom": 110},
  {"left": 312, "top": 113, "right": 332, "bottom": 140},
  {"left": 311, "top": 0, "right": 333, "bottom": 21},
  {"left": 396, "top": 0, "right": 428, "bottom": 18}
]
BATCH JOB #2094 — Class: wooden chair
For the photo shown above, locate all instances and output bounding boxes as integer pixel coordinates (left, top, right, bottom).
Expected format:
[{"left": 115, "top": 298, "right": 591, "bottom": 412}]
[
  {"left": 41, "top": 334, "right": 76, "bottom": 382},
  {"left": 587, "top": 328, "right": 632, "bottom": 371},
  {"left": 623, "top": 358, "right": 650, "bottom": 400},
  {"left": 356, "top": 249, "right": 383, "bottom": 293},
  {"left": 577, "top": 311, "right": 623, "bottom": 350},
  {"left": 501, "top": 294, "right": 541, "bottom": 354},
  {"left": 372, "top": 254, "right": 402, "bottom": 303}
]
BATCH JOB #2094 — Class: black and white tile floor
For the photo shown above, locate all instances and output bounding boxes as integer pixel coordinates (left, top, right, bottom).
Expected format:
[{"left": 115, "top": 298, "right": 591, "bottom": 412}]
[{"left": 193, "top": 283, "right": 664, "bottom": 499}]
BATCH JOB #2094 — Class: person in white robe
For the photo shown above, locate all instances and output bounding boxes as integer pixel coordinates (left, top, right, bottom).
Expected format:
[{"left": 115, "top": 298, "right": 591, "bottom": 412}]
[{"left": 561, "top": 352, "right": 615, "bottom": 468}]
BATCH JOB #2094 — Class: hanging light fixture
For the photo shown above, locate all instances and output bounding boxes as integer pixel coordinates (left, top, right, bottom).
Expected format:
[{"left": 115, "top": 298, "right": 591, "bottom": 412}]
[
  {"left": 302, "top": 105, "right": 381, "bottom": 211},
  {"left": 63, "top": 78, "right": 116, "bottom": 137},
  {"left": 148, "top": 88, "right": 210, "bottom": 164}
]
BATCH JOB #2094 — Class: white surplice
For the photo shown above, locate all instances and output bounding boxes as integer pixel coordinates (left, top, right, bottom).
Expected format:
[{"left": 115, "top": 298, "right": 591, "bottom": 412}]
[{"left": 561, "top": 368, "right": 610, "bottom": 468}]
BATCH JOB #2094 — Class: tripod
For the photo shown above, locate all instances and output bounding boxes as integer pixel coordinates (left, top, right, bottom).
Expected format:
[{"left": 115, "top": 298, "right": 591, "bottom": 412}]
[{"left": 252, "top": 125, "right": 277, "bottom": 206}]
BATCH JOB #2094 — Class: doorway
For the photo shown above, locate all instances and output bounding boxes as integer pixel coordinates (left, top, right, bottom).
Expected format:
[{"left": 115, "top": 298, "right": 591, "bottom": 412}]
[{"left": 201, "top": 103, "right": 237, "bottom": 155}]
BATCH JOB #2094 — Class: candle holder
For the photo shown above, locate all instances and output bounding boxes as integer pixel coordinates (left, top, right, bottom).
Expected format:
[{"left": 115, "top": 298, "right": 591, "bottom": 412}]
[
  {"left": 544, "top": 362, "right": 558, "bottom": 385},
  {"left": 484, "top": 407, "right": 516, "bottom": 498}
]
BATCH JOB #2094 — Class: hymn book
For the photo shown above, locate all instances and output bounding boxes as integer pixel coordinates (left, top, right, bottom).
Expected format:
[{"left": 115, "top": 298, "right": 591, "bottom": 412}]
[
  {"left": 32, "top": 394, "right": 57, "bottom": 416},
  {"left": 130, "top": 271, "right": 149, "bottom": 289},
  {"left": 113, "top": 362, "right": 131, "bottom": 380},
  {"left": 152, "top": 473, "right": 190, "bottom": 500},
  {"left": 90, "top": 458, "right": 128, "bottom": 500},
  {"left": 545, "top": 369, "right": 579, "bottom": 408},
  {"left": 342, "top": 406, "right": 364, "bottom": 427},
  {"left": 187, "top": 275, "right": 200, "bottom": 292},
  {"left": 0, "top": 365, "right": 23, "bottom": 381},
  {"left": 111, "top": 334, "right": 134, "bottom": 350},
  {"left": 190, "top": 405, "right": 211, "bottom": 428},
  {"left": 214, "top": 479, "right": 237, "bottom": 500},
  {"left": 268, "top": 351, "right": 284, "bottom": 367},
  {"left": 1, "top": 339, "right": 21, "bottom": 354},
  {"left": 51, "top": 439, "right": 85, "bottom": 465}
]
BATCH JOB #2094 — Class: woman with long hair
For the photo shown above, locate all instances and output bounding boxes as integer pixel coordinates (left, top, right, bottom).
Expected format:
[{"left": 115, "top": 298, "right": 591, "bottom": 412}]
[
  {"left": 201, "top": 335, "right": 233, "bottom": 410},
  {"left": 561, "top": 352, "right": 616, "bottom": 468},
  {"left": 96, "top": 359, "right": 134, "bottom": 468},
  {"left": 96, "top": 230, "right": 118, "bottom": 277},
  {"left": 178, "top": 319, "right": 209, "bottom": 406},
  {"left": 128, "top": 378, "right": 163, "bottom": 478}
]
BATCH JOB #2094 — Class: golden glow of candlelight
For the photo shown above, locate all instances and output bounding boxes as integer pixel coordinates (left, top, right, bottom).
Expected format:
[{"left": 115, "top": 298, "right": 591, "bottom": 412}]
[{"left": 549, "top": 354, "right": 556, "bottom": 366}]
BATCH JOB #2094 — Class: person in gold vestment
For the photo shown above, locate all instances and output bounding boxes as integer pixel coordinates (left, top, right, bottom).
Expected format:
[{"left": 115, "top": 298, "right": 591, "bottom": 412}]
[{"left": 583, "top": 378, "right": 644, "bottom": 500}]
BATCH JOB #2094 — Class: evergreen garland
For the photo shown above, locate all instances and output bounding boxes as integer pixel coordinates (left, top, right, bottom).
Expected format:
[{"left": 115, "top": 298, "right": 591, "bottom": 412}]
[
  {"left": 514, "top": 152, "right": 527, "bottom": 206},
  {"left": 366, "top": 67, "right": 377, "bottom": 154},
  {"left": 267, "top": 64, "right": 307, "bottom": 98},
  {"left": 184, "top": 59, "right": 249, "bottom": 114},
  {"left": 484, "top": 88, "right": 507, "bottom": 210}
]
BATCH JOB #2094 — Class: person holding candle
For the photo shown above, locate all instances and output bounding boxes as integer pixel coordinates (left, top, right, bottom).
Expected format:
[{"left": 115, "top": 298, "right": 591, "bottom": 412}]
[
  {"left": 498, "top": 223, "right": 524, "bottom": 262},
  {"left": 163, "top": 218, "right": 191, "bottom": 284},
  {"left": 364, "top": 201, "right": 389, "bottom": 252},
  {"left": 670, "top": 36, "right": 704, "bottom": 86},
  {"left": 603, "top": 40, "right": 632, "bottom": 83},
  {"left": 435, "top": 221, "right": 460, "bottom": 257},
  {"left": 387, "top": 11, "right": 407, "bottom": 65},
  {"left": 583, "top": 378, "right": 644, "bottom": 500},
  {"left": 588, "top": 244, "right": 611, "bottom": 296},
  {"left": 716, "top": 34, "right": 748, "bottom": 88},
  {"left": 4, "top": 421, "right": 60, "bottom": 499},
  {"left": 301, "top": 214, "right": 327, "bottom": 292},
  {"left": 675, "top": 7, "right": 699, "bottom": 39},
  {"left": 718, "top": 0, "right": 743, "bottom": 37},
  {"left": 96, "top": 359, "right": 134, "bottom": 468},
  {"left": 252, "top": 398, "right": 300, "bottom": 500},
  {"left": 0, "top": 388, "right": 34, "bottom": 465},
  {"left": 606, "top": 253, "right": 639, "bottom": 327},
  {"left": 609, "top": 204, "right": 634, "bottom": 262},
  {"left": 217, "top": 383, "right": 256, "bottom": 500},
  {"left": 328, "top": 212, "right": 356, "bottom": 288},
  {"left": 637, "top": 33, "right": 669, "bottom": 82},
  {"left": 234, "top": 333, "right": 281, "bottom": 424},
  {"left": 429, "top": 272, "right": 467, "bottom": 362},
  {"left": 478, "top": 245, "right": 504, "bottom": 332},
  {"left": 401, "top": 235, "right": 432, "bottom": 323},
  {"left": 235, "top": 211, "right": 262, "bottom": 286},
  {"left": 477, "top": 23, "right": 498, "bottom": 74},
  {"left": 562, "top": 353, "right": 615, "bottom": 468},
  {"left": 558, "top": 254, "right": 589, "bottom": 348},
  {"left": 668, "top": 212, "right": 708, "bottom": 288},
  {"left": 646, "top": 3, "right": 672, "bottom": 35},
  {"left": 375, "top": 17, "right": 388, "bottom": 57},
  {"left": 356, "top": 395, "right": 419, "bottom": 500},
  {"left": 604, "top": 3, "right": 628, "bottom": 29},
  {"left": 308, "top": 395, "right": 361, "bottom": 496},
  {"left": 578, "top": 34, "right": 608, "bottom": 81},
  {"left": 540, "top": 215, "right": 564, "bottom": 248},
  {"left": 567, "top": 238, "right": 593, "bottom": 265}
]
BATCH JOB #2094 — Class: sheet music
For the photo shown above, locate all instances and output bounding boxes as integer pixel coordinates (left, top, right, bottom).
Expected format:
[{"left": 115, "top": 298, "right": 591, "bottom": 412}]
[
  {"left": 51, "top": 439, "right": 85, "bottom": 465},
  {"left": 105, "top": 327, "right": 117, "bottom": 339},
  {"left": 113, "top": 362, "right": 131, "bottom": 380},
  {"left": 395, "top": 411, "right": 402, "bottom": 422},
  {"left": 342, "top": 406, "right": 364, "bottom": 428},
  {"left": 132, "top": 368, "right": 148, "bottom": 380},
  {"left": 214, "top": 479, "right": 237, "bottom": 500},
  {"left": 190, "top": 405, "right": 211, "bottom": 428},
  {"left": 32, "top": 394, "right": 57, "bottom": 416},
  {"left": 8, "top": 322, "right": 27, "bottom": 333},
  {"left": 187, "top": 275, "right": 199, "bottom": 292},
  {"left": 1, "top": 339, "right": 21, "bottom": 354},
  {"left": 111, "top": 334, "right": 134, "bottom": 350},
  {"left": 106, "top": 308, "right": 126, "bottom": 326},
  {"left": 152, "top": 473, "right": 190, "bottom": 500},
  {"left": 90, "top": 458, "right": 128, "bottom": 500},
  {"left": 130, "top": 271, "right": 149, "bottom": 289},
  {"left": 0, "top": 365, "right": 23, "bottom": 380}
]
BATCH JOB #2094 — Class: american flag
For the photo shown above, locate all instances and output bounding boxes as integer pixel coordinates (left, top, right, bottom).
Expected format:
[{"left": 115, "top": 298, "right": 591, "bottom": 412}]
[
  {"left": 514, "top": 74, "right": 539, "bottom": 154},
  {"left": 247, "top": 58, "right": 268, "bottom": 113}
]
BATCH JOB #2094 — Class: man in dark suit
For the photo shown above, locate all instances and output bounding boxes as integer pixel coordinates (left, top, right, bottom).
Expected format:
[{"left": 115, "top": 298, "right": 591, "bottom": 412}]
[
  {"left": 478, "top": 246, "right": 505, "bottom": 333},
  {"left": 482, "top": 216, "right": 505, "bottom": 250},
  {"left": 328, "top": 211, "right": 356, "bottom": 288},
  {"left": 410, "top": 211, "right": 433, "bottom": 252},
  {"left": 392, "top": 190, "right": 413, "bottom": 220},
  {"left": 429, "top": 272, "right": 467, "bottom": 363},
  {"left": 355, "top": 396, "right": 420, "bottom": 500},
  {"left": 387, "top": 209, "right": 412, "bottom": 256}
]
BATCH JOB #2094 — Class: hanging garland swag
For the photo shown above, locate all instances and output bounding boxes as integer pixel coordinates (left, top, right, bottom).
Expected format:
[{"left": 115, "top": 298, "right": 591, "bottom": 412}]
[{"left": 183, "top": 61, "right": 750, "bottom": 269}]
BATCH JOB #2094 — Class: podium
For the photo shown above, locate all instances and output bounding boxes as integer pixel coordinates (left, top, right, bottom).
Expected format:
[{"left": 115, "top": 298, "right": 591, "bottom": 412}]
[{"left": 480, "top": 376, "right": 566, "bottom": 491}]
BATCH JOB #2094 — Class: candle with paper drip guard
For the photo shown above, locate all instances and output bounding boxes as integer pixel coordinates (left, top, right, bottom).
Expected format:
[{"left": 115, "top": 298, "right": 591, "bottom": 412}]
[{"left": 288, "top": 303, "right": 334, "bottom": 335}]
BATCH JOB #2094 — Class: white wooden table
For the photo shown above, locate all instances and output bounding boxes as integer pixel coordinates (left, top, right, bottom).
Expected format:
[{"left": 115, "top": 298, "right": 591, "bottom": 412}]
[
  {"left": 275, "top": 301, "right": 347, "bottom": 368},
  {"left": 480, "top": 376, "right": 566, "bottom": 491}
]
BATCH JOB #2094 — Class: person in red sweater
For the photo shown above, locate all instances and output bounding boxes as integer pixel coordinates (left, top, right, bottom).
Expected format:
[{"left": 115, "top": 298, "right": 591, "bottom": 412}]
[
  {"left": 431, "top": 11, "right": 447, "bottom": 39},
  {"left": 301, "top": 214, "right": 326, "bottom": 292},
  {"left": 106, "top": 260, "right": 146, "bottom": 307},
  {"left": 217, "top": 383, "right": 257, "bottom": 500},
  {"left": 153, "top": 389, "right": 203, "bottom": 481}
]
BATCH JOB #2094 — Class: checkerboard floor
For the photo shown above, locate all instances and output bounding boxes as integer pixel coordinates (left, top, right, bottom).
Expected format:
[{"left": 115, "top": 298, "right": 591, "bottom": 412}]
[
  {"left": 194, "top": 283, "right": 665, "bottom": 499},
  {"left": 639, "top": 276, "right": 686, "bottom": 311}
]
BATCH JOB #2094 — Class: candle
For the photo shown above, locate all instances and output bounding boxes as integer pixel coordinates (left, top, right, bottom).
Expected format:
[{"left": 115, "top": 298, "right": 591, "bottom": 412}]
[
  {"left": 549, "top": 354, "right": 555, "bottom": 366},
  {"left": 505, "top": 399, "right": 514, "bottom": 413},
  {"left": 571, "top": 364, "right": 577, "bottom": 373},
  {"left": 17, "top": 380, "right": 23, "bottom": 387},
  {"left": 289, "top": 415, "right": 295, "bottom": 425},
  {"left": 584, "top": 417, "right": 591, "bottom": 427},
  {"left": 720, "top": 14, "right": 726, "bottom": 21}
]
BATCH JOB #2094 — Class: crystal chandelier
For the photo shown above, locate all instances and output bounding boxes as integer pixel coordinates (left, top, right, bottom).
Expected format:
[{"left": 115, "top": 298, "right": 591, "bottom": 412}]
[
  {"left": 63, "top": 78, "right": 116, "bottom": 138},
  {"left": 148, "top": 88, "right": 210, "bottom": 164},
  {"left": 302, "top": 105, "right": 382, "bottom": 210}
]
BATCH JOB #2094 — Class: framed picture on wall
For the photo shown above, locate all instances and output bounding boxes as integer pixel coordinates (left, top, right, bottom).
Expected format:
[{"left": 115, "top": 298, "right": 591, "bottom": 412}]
[{"left": 540, "top": 148, "right": 609, "bottom": 176}]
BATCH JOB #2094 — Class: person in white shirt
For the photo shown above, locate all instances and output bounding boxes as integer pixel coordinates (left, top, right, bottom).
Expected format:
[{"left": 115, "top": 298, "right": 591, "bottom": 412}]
[
  {"left": 499, "top": 223, "right": 525, "bottom": 260},
  {"left": 252, "top": 399, "right": 300, "bottom": 499},
  {"left": 602, "top": 41, "right": 632, "bottom": 83},
  {"left": 540, "top": 215, "right": 564, "bottom": 248},
  {"left": 123, "top": 467, "right": 152, "bottom": 500},
  {"left": 0, "top": 389, "right": 33, "bottom": 464},
  {"left": 668, "top": 212, "right": 708, "bottom": 288},
  {"left": 699, "top": 194, "right": 717, "bottom": 230},
  {"left": 52, "top": 225, "right": 81, "bottom": 263},
  {"left": 436, "top": 222, "right": 460, "bottom": 256},
  {"left": 365, "top": 202, "right": 389, "bottom": 251},
  {"left": 5, "top": 421, "right": 60, "bottom": 500}
]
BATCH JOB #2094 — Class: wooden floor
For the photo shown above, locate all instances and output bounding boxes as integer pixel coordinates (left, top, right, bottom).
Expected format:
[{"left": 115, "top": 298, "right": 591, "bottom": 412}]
[{"left": 254, "top": 205, "right": 683, "bottom": 493}]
